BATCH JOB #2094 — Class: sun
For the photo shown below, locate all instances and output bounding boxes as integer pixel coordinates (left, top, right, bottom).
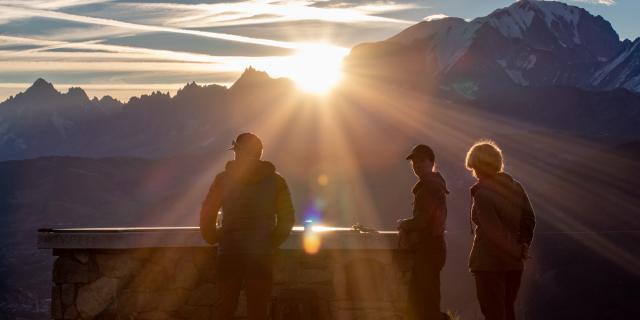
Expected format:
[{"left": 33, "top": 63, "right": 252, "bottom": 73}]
[{"left": 286, "top": 43, "right": 349, "bottom": 94}]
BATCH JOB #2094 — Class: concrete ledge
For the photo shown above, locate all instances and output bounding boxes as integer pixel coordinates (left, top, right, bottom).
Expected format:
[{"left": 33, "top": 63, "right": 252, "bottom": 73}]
[{"left": 38, "top": 227, "right": 400, "bottom": 250}]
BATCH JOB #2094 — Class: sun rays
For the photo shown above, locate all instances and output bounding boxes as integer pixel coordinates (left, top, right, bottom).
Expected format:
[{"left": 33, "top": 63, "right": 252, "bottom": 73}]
[{"left": 2, "top": 0, "right": 638, "bottom": 283}]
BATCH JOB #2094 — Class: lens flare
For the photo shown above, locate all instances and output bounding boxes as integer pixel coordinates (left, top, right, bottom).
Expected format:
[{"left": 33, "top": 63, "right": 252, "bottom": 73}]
[
  {"left": 317, "top": 174, "right": 329, "bottom": 186},
  {"left": 303, "top": 232, "right": 321, "bottom": 254}
]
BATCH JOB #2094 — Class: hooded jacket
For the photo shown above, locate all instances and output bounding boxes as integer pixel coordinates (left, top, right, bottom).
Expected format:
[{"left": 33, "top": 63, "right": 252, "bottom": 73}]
[
  {"left": 401, "top": 172, "right": 449, "bottom": 238},
  {"left": 469, "top": 172, "right": 536, "bottom": 272},
  {"left": 199, "top": 159, "right": 295, "bottom": 255}
]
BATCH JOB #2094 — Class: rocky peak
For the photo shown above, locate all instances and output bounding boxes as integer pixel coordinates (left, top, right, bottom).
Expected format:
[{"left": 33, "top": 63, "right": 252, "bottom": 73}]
[
  {"left": 483, "top": 0, "right": 619, "bottom": 55},
  {"left": 66, "top": 87, "right": 90, "bottom": 102},
  {"left": 25, "top": 78, "right": 59, "bottom": 97}
]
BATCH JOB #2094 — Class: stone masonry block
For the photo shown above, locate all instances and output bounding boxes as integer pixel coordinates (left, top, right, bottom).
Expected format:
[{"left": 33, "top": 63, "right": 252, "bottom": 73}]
[
  {"left": 54, "top": 256, "right": 89, "bottom": 284},
  {"left": 60, "top": 283, "right": 76, "bottom": 306},
  {"left": 187, "top": 283, "right": 216, "bottom": 306},
  {"left": 51, "top": 285, "right": 63, "bottom": 319},
  {"left": 95, "top": 253, "right": 141, "bottom": 279},
  {"left": 76, "top": 276, "right": 118, "bottom": 318}
]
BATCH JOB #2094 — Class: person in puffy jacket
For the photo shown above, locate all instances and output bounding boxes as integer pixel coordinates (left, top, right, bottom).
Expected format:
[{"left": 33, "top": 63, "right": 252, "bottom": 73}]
[
  {"left": 200, "top": 132, "right": 295, "bottom": 320},
  {"left": 465, "top": 140, "right": 536, "bottom": 320}
]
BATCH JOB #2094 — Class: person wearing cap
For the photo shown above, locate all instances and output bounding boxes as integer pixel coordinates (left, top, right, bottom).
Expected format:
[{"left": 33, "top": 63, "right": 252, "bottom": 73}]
[
  {"left": 398, "top": 144, "right": 449, "bottom": 320},
  {"left": 465, "top": 140, "right": 535, "bottom": 320},
  {"left": 199, "top": 132, "right": 295, "bottom": 320}
]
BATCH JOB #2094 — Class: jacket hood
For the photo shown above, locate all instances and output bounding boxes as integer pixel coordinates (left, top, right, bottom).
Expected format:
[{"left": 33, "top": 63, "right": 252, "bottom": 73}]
[
  {"left": 471, "top": 172, "right": 517, "bottom": 196},
  {"left": 420, "top": 171, "right": 450, "bottom": 194},
  {"left": 224, "top": 159, "right": 276, "bottom": 185}
]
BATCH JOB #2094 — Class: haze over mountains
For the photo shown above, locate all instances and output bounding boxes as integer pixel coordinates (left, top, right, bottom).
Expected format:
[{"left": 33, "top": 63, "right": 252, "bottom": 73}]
[{"left": 1, "top": 0, "right": 640, "bottom": 319}]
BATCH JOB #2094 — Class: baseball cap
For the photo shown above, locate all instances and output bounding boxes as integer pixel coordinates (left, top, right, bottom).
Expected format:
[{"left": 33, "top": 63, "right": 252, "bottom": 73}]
[{"left": 406, "top": 144, "right": 435, "bottom": 162}]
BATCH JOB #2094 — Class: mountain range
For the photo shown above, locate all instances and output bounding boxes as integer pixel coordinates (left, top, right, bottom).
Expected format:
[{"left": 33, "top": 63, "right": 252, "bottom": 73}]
[
  {"left": 1, "top": 1, "right": 640, "bottom": 161},
  {"left": 346, "top": 0, "right": 640, "bottom": 94}
]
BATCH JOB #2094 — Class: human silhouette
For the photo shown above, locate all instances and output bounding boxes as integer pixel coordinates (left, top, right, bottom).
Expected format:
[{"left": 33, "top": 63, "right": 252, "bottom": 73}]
[
  {"left": 200, "top": 132, "right": 295, "bottom": 320},
  {"left": 398, "top": 144, "right": 449, "bottom": 320},
  {"left": 465, "top": 140, "right": 536, "bottom": 320}
]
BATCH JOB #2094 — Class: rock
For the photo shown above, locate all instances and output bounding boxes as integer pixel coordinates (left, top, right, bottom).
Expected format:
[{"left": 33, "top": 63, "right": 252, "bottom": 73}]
[
  {"left": 192, "top": 248, "right": 216, "bottom": 268},
  {"left": 115, "top": 289, "right": 137, "bottom": 317},
  {"left": 135, "top": 291, "right": 160, "bottom": 312},
  {"left": 51, "top": 285, "right": 63, "bottom": 319},
  {"left": 137, "top": 311, "right": 171, "bottom": 319},
  {"left": 173, "top": 305, "right": 211, "bottom": 320},
  {"left": 95, "top": 253, "right": 140, "bottom": 278},
  {"left": 63, "top": 304, "right": 78, "bottom": 319},
  {"left": 73, "top": 253, "right": 90, "bottom": 264},
  {"left": 61, "top": 284, "right": 76, "bottom": 306},
  {"left": 54, "top": 256, "right": 89, "bottom": 284},
  {"left": 154, "top": 249, "right": 182, "bottom": 275},
  {"left": 130, "top": 248, "right": 153, "bottom": 261},
  {"left": 299, "top": 268, "right": 332, "bottom": 284},
  {"left": 173, "top": 256, "right": 199, "bottom": 289},
  {"left": 129, "top": 263, "right": 170, "bottom": 291},
  {"left": 187, "top": 283, "right": 216, "bottom": 306},
  {"left": 76, "top": 277, "right": 118, "bottom": 318},
  {"left": 157, "top": 290, "right": 190, "bottom": 312}
]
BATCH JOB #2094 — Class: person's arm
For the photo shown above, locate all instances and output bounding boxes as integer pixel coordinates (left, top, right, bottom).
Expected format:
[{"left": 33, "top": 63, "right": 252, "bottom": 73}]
[
  {"left": 273, "top": 176, "right": 295, "bottom": 248},
  {"left": 199, "top": 175, "right": 223, "bottom": 245},
  {"left": 517, "top": 183, "right": 536, "bottom": 260},
  {"left": 399, "top": 186, "right": 437, "bottom": 231},
  {"left": 517, "top": 183, "right": 536, "bottom": 245},
  {"left": 473, "top": 190, "right": 521, "bottom": 259}
]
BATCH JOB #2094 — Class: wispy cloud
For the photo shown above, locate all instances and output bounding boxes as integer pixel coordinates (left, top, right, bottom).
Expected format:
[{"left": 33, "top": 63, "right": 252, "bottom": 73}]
[
  {"left": 569, "top": 0, "right": 616, "bottom": 5},
  {"left": 0, "top": 0, "right": 113, "bottom": 10},
  {"left": 0, "top": 35, "right": 298, "bottom": 77},
  {"left": 423, "top": 14, "right": 448, "bottom": 21},
  {"left": 0, "top": 4, "right": 300, "bottom": 49},
  {"left": 116, "top": 0, "right": 416, "bottom": 28}
]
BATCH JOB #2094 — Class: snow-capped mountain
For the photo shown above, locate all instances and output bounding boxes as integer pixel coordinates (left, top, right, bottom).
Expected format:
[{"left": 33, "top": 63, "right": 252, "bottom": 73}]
[
  {"left": 346, "top": 0, "right": 639, "bottom": 93},
  {"left": 591, "top": 38, "right": 640, "bottom": 92}
]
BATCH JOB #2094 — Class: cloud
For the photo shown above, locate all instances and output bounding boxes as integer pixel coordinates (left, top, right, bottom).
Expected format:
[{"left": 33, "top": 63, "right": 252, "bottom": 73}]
[
  {"left": 0, "top": 35, "right": 287, "bottom": 72},
  {"left": 423, "top": 14, "right": 448, "bottom": 21},
  {"left": 0, "top": 0, "right": 113, "bottom": 10},
  {"left": 0, "top": 35, "right": 334, "bottom": 86},
  {"left": 569, "top": 0, "right": 616, "bottom": 5},
  {"left": 0, "top": 4, "right": 300, "bottom": 49},
  {"left": 115, "top": 0, "right": 415, "bottom": 29}
]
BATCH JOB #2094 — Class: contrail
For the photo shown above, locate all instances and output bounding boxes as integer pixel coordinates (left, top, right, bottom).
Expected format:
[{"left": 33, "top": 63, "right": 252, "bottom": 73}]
[{"left": 0, "top": 5, "right": 299, "bottom": 49}]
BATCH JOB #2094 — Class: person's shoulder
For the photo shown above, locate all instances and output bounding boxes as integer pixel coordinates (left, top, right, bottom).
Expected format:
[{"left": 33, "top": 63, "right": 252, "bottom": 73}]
[
  {"left": 272, "top": 171, "right": 288, "bottom": 185},
  {"left": 213, "top": 169, "right": 229, "bottom": 184},
  {"left": 471, "top": 182, "right": 497, "bottom": 202},
  {"left": 510, "top": 176, "right": 525, "bottom": 190},
  {"left": 473, "top": 186, "right": 493, "bottom": 199}
]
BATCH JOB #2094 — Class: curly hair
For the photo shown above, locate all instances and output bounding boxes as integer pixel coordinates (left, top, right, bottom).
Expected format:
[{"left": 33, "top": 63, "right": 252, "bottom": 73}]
[{"left": 465, "top": 140, "right": 504, "bottom": 178}]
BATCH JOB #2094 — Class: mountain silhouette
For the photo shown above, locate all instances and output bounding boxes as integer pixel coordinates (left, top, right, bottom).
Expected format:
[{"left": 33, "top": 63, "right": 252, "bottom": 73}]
[
  {"left": 1, "top": 1, "right": 640, "bottom": 161},
  {"left": 0, "top": 68, "right": 301, "bottom": 160}
]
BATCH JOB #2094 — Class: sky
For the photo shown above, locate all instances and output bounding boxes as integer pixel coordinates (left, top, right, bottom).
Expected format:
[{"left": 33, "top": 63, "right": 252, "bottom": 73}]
[{"left": 0, "top": 0, "right": 638, "bottom": 101}]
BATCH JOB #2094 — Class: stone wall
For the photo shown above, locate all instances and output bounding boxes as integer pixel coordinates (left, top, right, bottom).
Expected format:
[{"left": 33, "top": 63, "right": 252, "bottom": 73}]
[{"left": 41, "top": 228, "right": 409, "bottom": 320}]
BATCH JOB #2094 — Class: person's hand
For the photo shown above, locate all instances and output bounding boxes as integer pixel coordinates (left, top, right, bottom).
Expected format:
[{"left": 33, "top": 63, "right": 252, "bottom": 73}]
[{"left": 397, "top": 219, "right": 409, "bottom": 230}]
